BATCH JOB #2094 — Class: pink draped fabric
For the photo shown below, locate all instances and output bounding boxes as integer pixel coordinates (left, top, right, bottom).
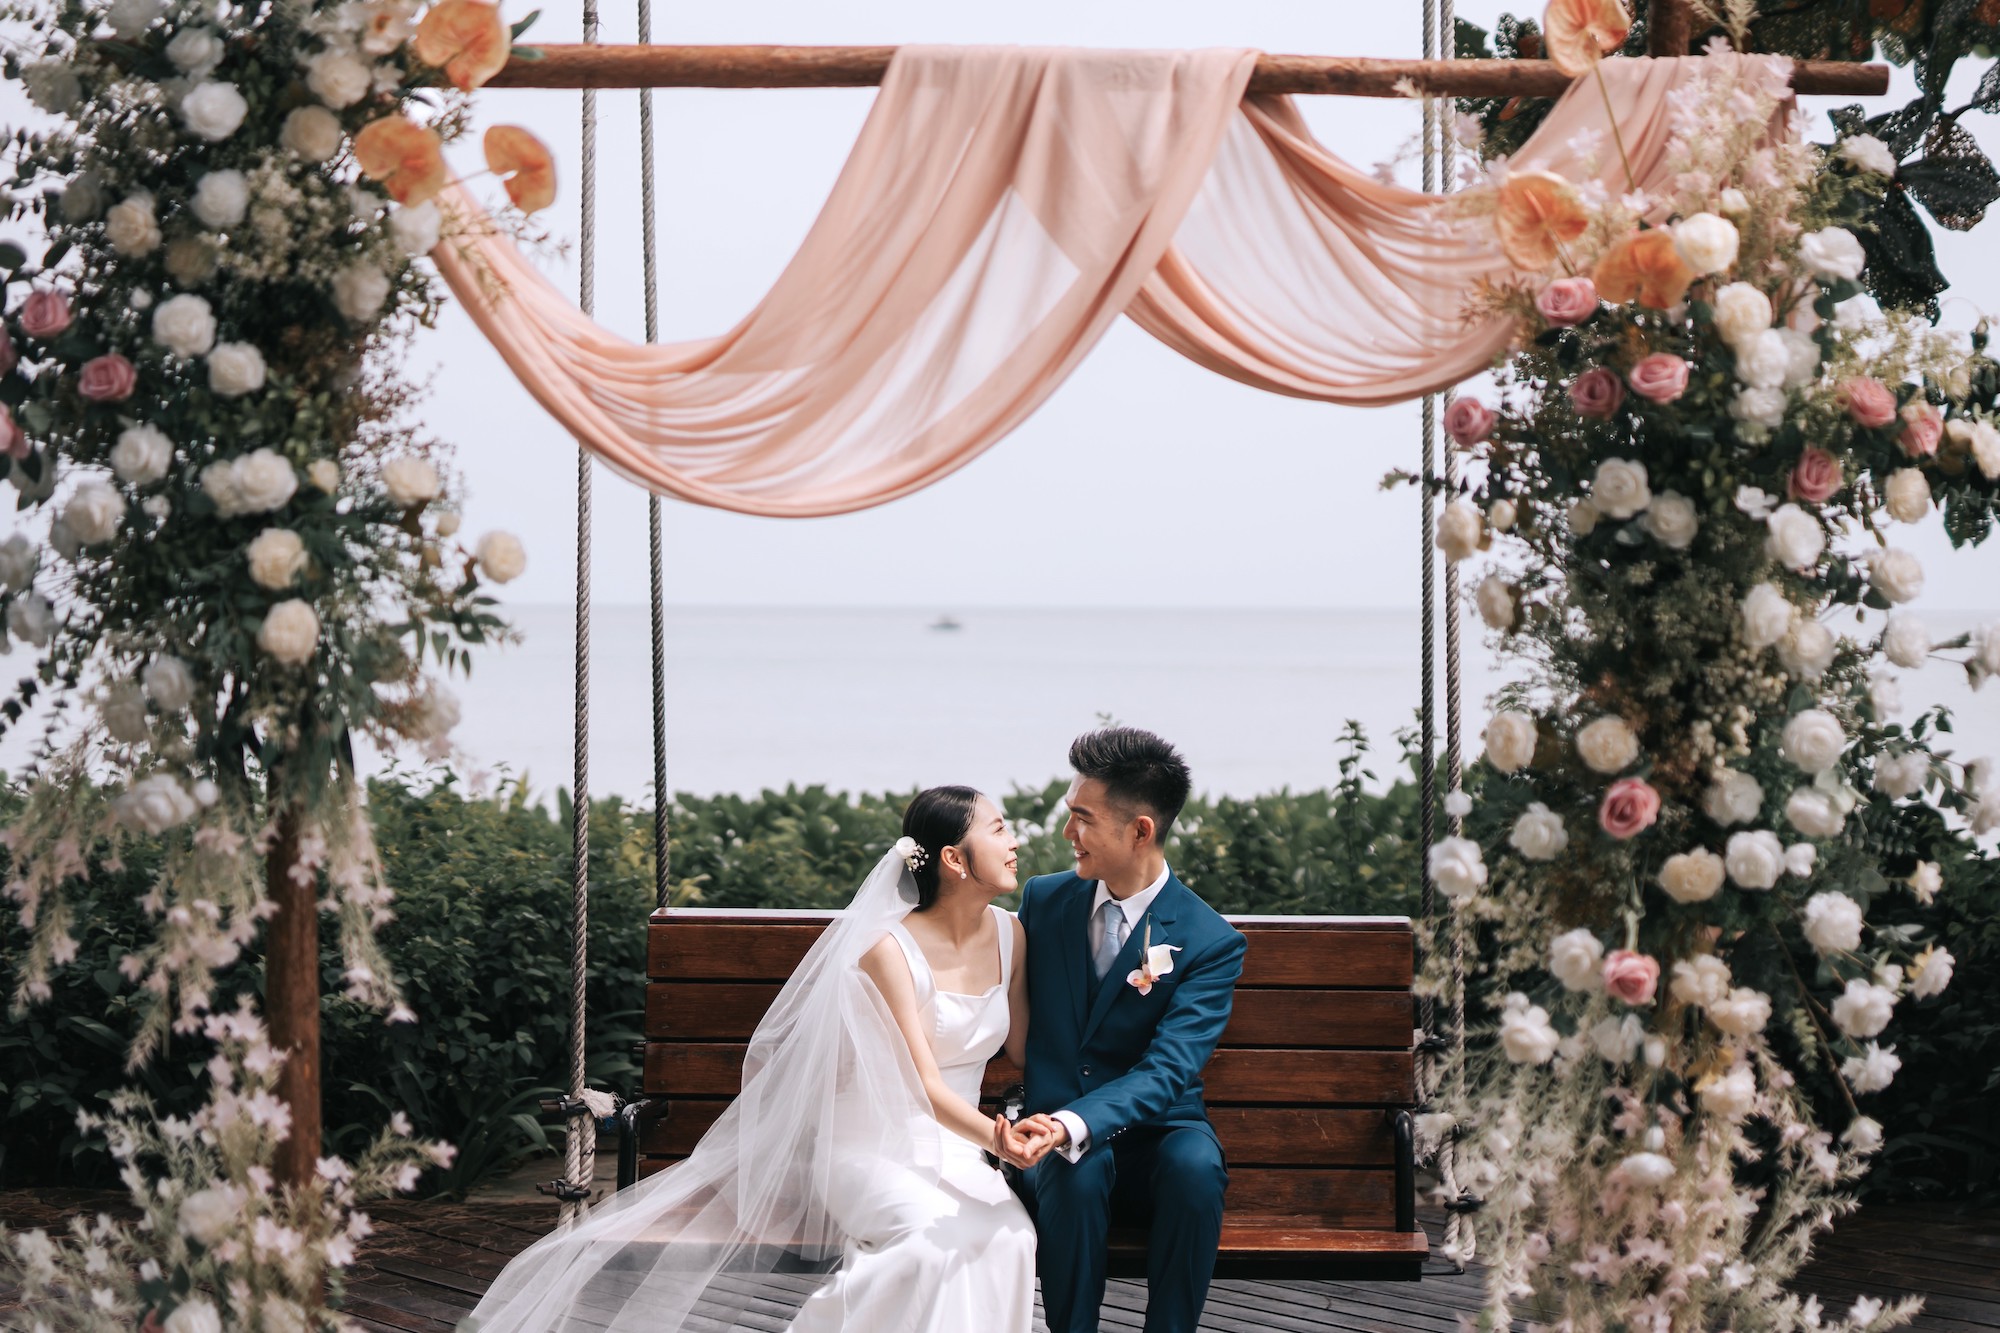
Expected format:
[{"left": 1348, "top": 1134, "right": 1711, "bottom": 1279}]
[{"left": 434, "top": 50, "right": 1745, "bottom": 517}]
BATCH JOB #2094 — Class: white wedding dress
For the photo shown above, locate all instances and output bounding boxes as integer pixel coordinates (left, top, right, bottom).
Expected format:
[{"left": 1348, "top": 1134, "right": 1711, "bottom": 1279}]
[{"left": 788, "top": 906, "right": 1038, "bottom": 1333}]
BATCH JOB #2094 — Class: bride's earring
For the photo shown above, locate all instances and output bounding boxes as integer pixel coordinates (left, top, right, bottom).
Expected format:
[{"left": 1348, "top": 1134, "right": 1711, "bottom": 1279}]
[{"left": 959, "top": 869, "right": 968, "bottom": 879}]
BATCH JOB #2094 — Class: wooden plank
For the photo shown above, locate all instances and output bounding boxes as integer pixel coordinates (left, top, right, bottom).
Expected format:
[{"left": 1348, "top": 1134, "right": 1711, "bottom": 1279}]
[
  {"left": 647, "top": 983, "right": 1413, "bottom": 1047},
  {"left": 488, "top": 44, "right": 1892, "bottom": 98},
  {"left": 649, "top": 913, "right": 1412, "bottom": 987},
  {"left": 646, "top": 1045, "right": 1414, "bottom": 1103},
  {"left": 642, "top": 1103, "right": 1399, "bottom": 1166}
]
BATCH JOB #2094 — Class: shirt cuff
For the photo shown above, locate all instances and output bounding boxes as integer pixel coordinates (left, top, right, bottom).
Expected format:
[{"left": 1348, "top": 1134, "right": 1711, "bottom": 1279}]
[{"left": 1052, "top": 1110, "right": 1090, "bottom": 1162}]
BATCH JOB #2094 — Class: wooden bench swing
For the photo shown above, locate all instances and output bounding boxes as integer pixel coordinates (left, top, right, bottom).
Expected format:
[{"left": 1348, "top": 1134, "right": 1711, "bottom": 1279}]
[{"left": 510, "top": 0, "right": 1889, "bottom": 1292}]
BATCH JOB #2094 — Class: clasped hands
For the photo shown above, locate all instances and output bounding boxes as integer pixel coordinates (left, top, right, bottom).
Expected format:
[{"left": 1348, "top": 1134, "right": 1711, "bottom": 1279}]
[{"left": 991, "top": 1112, "right": 1067, "bottom": 1168}]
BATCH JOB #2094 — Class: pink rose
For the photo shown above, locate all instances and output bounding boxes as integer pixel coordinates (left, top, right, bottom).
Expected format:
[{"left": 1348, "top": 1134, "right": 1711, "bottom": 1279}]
[
  {"left": 1837, "top": 377, "right": 1897, "bottom": 429},
  {"left": 1445, "top": 398, "right": 1497, "bottom": 447},
  {"left": 1536, "top": 276, "right": 1599, "bottom": 327},
  {"left": 1627, "top": 353, "right": 1690, "bottom": 405},
  {"left": 1787, "top": 447, "right": 1843, "bottom": 503},
  {"left": 1569, "top": 367, "right": 1625, "bottom": 420},
  {"left": 1602, "top": 949, "right": 1660, "bottom": 1006},
  {"left": 78, "top": 353, "right": 136, "bottom": 403},
  {"left": 1897, "top": 401, "right": 1942, "bottom": 458},
  {"left": 1598, "top": 777, "right": 1661, "bottom": 839},
  {"left": 0, "top": 404, "right": 24, "bottom": 460},
  {"left": 18, "top": 289, "right": 71, "bottom": 340},
  {"left": 0, "top": 326, "right": 16, "bottom": 376}
]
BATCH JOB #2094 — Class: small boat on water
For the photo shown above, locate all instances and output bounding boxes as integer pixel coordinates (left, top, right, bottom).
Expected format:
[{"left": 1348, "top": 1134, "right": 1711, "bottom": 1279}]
[{"left": 929, "top": 614, "right": 962, "bottom": 632}]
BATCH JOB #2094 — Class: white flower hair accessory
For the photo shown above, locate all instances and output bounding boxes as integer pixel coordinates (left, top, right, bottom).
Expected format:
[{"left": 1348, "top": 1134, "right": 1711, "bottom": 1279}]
[{"left": 893, "top": 835, "right": 928, "bottom": 873}]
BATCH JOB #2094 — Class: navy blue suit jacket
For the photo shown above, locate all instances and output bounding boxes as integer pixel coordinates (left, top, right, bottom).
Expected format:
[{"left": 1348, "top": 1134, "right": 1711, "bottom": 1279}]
[{"left": 1016, "top": 870, "right": 1246, "bottom": 1150}]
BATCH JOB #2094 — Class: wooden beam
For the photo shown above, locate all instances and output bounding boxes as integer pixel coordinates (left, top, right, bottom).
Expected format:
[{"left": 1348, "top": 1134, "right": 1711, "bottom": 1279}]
[
  {"left": 488, "top": 45, "right": 1890, "bottom": 97},
  {"left": 1648, "top": 0, "right": 1695, "bottom": 57}
]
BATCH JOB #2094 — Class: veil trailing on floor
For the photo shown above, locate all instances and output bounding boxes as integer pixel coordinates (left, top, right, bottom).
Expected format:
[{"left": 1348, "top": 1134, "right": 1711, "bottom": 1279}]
[{"left": 463, "top": 848, "right": 940, "bottom": 1332}]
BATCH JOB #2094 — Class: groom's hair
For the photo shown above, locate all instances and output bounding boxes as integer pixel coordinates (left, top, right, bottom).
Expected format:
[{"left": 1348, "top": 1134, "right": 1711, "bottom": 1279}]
[{"left": 1068, "top": 727, "right": 1191, "bottom": 845}]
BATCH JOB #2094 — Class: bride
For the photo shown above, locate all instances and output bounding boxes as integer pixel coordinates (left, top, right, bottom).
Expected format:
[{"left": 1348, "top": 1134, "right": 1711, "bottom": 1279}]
[{"left": 463, "top": 786, "right": 1048, "bottom": 1333}]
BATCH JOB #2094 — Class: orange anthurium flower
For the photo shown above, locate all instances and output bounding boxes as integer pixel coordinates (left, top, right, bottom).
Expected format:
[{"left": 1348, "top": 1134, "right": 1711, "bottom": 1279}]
[
  {"left": 354, "top": 116, "right": 448, "bottom": 206},
  {"left": 484, "top": 125, "right": 556, "bottom": 213},
  {"left": 415, "top": 0, "right": 511, "bottom": 92},
  {"left": 1593, "top": 229, "right": 1696, "bottom": 309},
  {"left": 1544, "top": 0, "right": 1632, "bottom": 77},
  {"left": 1494, "top": 170, "right": 1590, "bottom": 271}
]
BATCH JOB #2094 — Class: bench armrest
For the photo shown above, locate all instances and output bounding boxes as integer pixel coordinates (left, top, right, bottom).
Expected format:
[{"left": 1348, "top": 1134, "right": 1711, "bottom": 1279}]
[
  {"left": 616, "top": 1099, "right": 672, "bottom": 1191},
  {"left": 1390, "top": 1108, "right": 1416, "bottom": 1234}
]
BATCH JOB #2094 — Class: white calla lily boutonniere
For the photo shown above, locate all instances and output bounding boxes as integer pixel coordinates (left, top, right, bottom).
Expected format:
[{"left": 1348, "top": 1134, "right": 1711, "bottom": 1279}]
[{"left": 1126, "top": 921, "right": 1182, "bottom": 996}]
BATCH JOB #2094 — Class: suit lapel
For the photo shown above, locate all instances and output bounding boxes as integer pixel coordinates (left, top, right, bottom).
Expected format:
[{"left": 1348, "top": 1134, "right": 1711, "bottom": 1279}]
[
  {"left": 1062, "top": 877, "right": 1093, "bottom": 1034},
  {"left": 1081, "top": 876, "right": 1186, "bottom": 1044}
]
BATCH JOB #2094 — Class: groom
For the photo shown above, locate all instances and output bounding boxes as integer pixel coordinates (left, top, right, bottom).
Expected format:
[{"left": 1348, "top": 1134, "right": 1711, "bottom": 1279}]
[{"left": 1013, "top": 727, "right": 1246, "bottom": 1333}]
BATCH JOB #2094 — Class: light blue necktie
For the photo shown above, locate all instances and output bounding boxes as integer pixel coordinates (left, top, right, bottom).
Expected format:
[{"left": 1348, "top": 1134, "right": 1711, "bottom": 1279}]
[{"left": 1093, "top": 899, "right": 1126, "bottom": 980}]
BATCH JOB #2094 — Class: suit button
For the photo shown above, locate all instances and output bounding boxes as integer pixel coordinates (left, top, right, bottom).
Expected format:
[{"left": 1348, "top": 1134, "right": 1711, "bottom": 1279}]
[{"left": 1081, "top": 1066, "right": 1092, "bottom": 1077}]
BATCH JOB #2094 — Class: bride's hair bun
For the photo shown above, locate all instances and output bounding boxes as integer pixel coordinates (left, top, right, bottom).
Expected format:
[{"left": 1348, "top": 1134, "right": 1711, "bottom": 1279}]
[{"left": 900, "top": 785, "right": 981, "bottom": 911}]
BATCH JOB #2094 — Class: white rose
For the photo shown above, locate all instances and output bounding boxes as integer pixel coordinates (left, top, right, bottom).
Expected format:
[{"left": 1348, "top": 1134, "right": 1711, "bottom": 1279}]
[
  {"left": 1730, "top": 385, "right": 1788, "bottom": 434},
  {"left": 1830, "top": 978, "right": 1897, "bottom": 1039},
  {"left": 476, "top": 531, "right": 526, "bottom": 583},
  {"left": 8, "top": 592, "right": 54, "bottom": 646},
  {"left": 1726, "top": 829, "right": 1785, "bottom": 889},
  {"left": 1484, "top": 710, "right": 1536, "bottom": 774},
  {"left": 143, "top": 655, "right": 194, "bottom": 711},
  {"left": 1882, "top": 611, "right": 1929, "bottom": 669},
  {"left": 1709, "top": 985, "right": 1773, "bottom": 1038},
  {"left": 381, "top": 456, "right": 441, "bottom": 507},
  {"left": 1875, "top": 467, "right": 1930, "bottom": 525},
  {"left": 0, "top": 533, "right": 37, "bottom": 594},
  {"left": 435, "top": 509, "right": 461, "bottom": 536},
  {"left": 308, "top": 459, "right": 340, "bottom": 493},
  {"left": 1778, "top": 328, "right": 1821, "bottom": 388},
  {"left": 1590, "top": 1013, "right": 1647, "bottom": 1065},
  {"left": 22, "top": 60, "right": 82, "bottom": 114},
  {"left": 1833, "top": 292, "right": 1883, "bottom": 329},
  {"left": 306, "top": 48, "right": 373, "bottom": 108},
  {"left": 1874, "top": 750, "right": 1928, "bottom": 799},
  {"left": 112, "top": 425, "right": 174, "bottom": 487},
  {"left": 247, "top": 527, "right": 307, "bottom": 590},
  {"left": 1786, "top": 841, "right": 1818, "bottom": 878},
  {"left": 281, "top": 106, "right": 345, "bottom": 163},
  {"left": 166, "top": 27, "right": 225, "bottom": 77},
  {"left": 1670, "top": 955, "right": 1732, "bottom": 1009},
  {"left": 1967, "top": 419, "right": 2000, "bottom": 480},
  {"left": 105, "top": 193, "right": 162, "bottom": 257},
  {"left": 389, "top": 200, "right": 442, "bottom": 256},
  {"left": 332, "top": 265, "right": 392, "bottom": 323},
  {"left": 1700, "top": 1064, "right": 1759, "bottom": 1121},
  {"left": 1657, "top": 848, "right": 1725, "bottom": 904},
  {"left": 1498, "top": 993, "right": 1560, "bottom": 1065},
  {"left": 100, "top": 681, "right": 149, "bottom": 744},
  {"left": 1640, "top": 490, "right": 1698, "bottom": 550},
  {"left": 1739, "top": 581, "right": 1795, "bottom": 652},
  {"left": 62, "top": 480, "right": 126, "bottom": 546},
  {"left": 207, "top": 342, "right": 267, "bottom": 397},
  {"left": 1509, "top": 803, "right": 1568, "bottom": 861},
  {"left": 1710, "top": 282, "right": 1772, "bottom": 347},
  {"left": 1427, "top": 837, "right": 1487, "bottom": 904},
  {"left": 114, "top": 773, "right": 198, "bottom": 834},
  {"left": 257, "top": 599, "right": 320, "bottom": 666},
  {"left": 1973, "top": 787, "right": 2000, "bottom": 836},
  {"left": 1673, "top": 212, "right": 1739, "bottom": 276},
  {"left": 1842, "top": 1042, "right": 1901, "bottom": 1094},
  {"left": 162, "top": 1299, "right": 222, "bottom": 1333},
  {"left": 1970, "top": 621, "right": 2000, "bottom": 689},
  {"left": 1488, "top": 499, "right": 1517, "bottom": 532},
  {"left": 1800, "top": 227, "right": 1866, "bottom": 283},
  {"left": 1780, "top": 708, "right": 1846, "bottom": 774},
  {"left": 1591, "top": 458, "right": 1651, "bottom": 520},
  {"left": 1703, "top": 769, "right": 1764, "bottom": 826},
  {"left": 151, "top": 293, "right": 217, "bottom": 359},
  {"left": 1838, "top": 134, "right": 1898, "bottom": 177},
  {"left": 1548, "top": 928, "right": 1604, "bottom": 992},
  {"left": 179, "top": 81, "right": 248, "bottom": 142},
  {"left": 200, "top": 460, "right": 246, "bottom": 517},
  {"left": 1867, "top": 548, "right": 1924, "bottom": 604},
  {"left": 1764, "top": 503, "right": 1826, "bottom": 570},
  {"left": 1842, "top": 1117, "right": 1886, "bottom": 1157},
  {"left": 1910, "top": 947, "right": 1954, "bottom": 1001},
  {"left": 1568, "top": 497, "right": 1600, "bottom": 536},
  {"left": 1802, "top": 892, "right": 1865, "bottom": 955},
  {"left": 191, "top": 170, "right": 249, "bottom": 230},
  {"left": 1734, "top": 329, "right": 1792, "bottom": 390},
  {"left": 1777, "top": 619, "right": 1836, "bottom": 680},
  {"left": 1435, "top": 500, "right": 1483, "bottom": 562},
  {"left": 1869, "top": 669, "right": 1902, "bottom": 719},
  {"left": 1476, "top": 573, "right": 1515, "bottom": 630},
  {"left": 1575, "top": 715, "right": 1639, "bottom": 775}
]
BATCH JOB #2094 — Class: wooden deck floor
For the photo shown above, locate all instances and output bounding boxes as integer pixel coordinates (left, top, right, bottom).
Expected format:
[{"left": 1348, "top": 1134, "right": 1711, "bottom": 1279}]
[{"left": 4, "top": 1191, "right": 1995, "bottom": 1332}]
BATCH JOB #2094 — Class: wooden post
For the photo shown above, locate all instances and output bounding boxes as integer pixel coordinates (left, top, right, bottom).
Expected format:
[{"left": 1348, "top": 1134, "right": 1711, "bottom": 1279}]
[
  {"left": 1648, "top": 0, "right": 1693, "bottom": 57},
  {"left": 265, "top": 806, "right": 321, "bottom": 1192}
]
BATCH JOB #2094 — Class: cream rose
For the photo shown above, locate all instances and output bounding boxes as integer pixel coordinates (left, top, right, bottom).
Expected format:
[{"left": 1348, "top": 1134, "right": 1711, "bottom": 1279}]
[
  {"left": 111, "top": 424, "right": 173, "bottom": 486},
  {"left": 1867, "top": 548, "right": 1924, "bottom": 604},
  {"left": 166, "top": 27, "right": 225, "bottom": 77},
  {"left": 476, "top": 531, "right": 527, "bottom": 583},
  {"left": 151, "top": 293, "right": 217, "bottom": 359},
  {"left": 143, "top": 655, "right": 195, "bottom": 711},
  {"left": 234, "top": 449, "right": 299, "bottom": 514},
  {"left": 1709, "top": 986, "right": 1773, "bottom": 1038},
  {"left": 308, "top": 459, "right": 340, "bottom": 493},
  {"left": 257, "top": 599, "right": 320, "bottom": 666},
  {"left": 1802, "top": 892, "right": 1864, "bottom": 955},
  {"left": 1780, "top": 709, "right": 1846, "bottom": 774},
  {"left": 207, "top": 342, "right": 267, "bottom": 397},
  {"left": 1800, "top": 227, "right": 1866, "bottom": 282},
  {"left": 1911, "top": 946, "right": 1954, "bottom": 1000},
  {"left": 332, "top": 265, "right": 392, "bottom": 323},
  {"left": 1670, "top": 955, "right": 1732, "bottom": 1009},
  {"left": 1764, "top": 504, "right": 1826, "bottom": 570},
  {"left": 1883, "top": 467, "right": 1931, "bottom": 523},
  {"left": 1498, "top": 993, "right": 1560, "bottom": 1064},
  {"left": 1548, "top": 928, "right": 1604, "bottom": 992},
  {"left": 1641, "top": 490, "right": 1698, "bottom": 550},
  {"left": 1700, "top": 1064, "right": 1759, "bottom": 1122},
  {"left": 306, "top": 48, "right": 372, "bottom": 108},
  {"left": 389, "top": 200, "right": 442, "bottom": 256},
  {"left": 1710, "top": 282, "right": 1772, "bottom": 347},
  {"left": 382, "top": 456, "right": 441, "bottom": 507},
  {"left": 1777, "top": 619, "right": 1836, "bottom": 680},
  {"left": 1575, "top": 715, "right": 1639, "bottom": 775},
  {"left": 1730, "top": 385, "right": 1787, "bottom": 434},
  {"left": 1509, "top": 803, "right": 1568, "bottom": 861},
  {"left": 1838, "top": 134, "right": 1897, "bottom": 176},
  {"left": 1740, "top": 582, "right": 1795, "bottom": 652},
  {"left": 1786, "top": 786, "right": 1846, "bottom": 839},
  {"left": 1435, "top": 500, "right": 1483, "bottom": 562},
  {"left": 1830, "top": 978, "right": 1897, "bottom": 1039},
  {"left": 1842, "top": 1042, "right": 1901, "bottom": 1093},
  {"left": 1484, "top": 710, "right": 1537, "bottom": 774},
  {"left": 1488, "top": 498, "right": 1517, "bottom": 532},
  {"left": 1880, "top": 611, "right": 1929, "bottom": 669},
  {"left": 105, "top": 193, "right": 162, "bottom": 257},
  {"left": 1673, "top": 212, "right": 1739, "bottom": 276},
  {"left": 62, "top": 480, "right": 126, "bottom": 546},
  {"left": 247, "top": 528, "right": 307, "bottom": 590},
  {"left": 1658, "top": 848, "right": 1726, "bottom": 904},
  {"left": 1476, "top": 573, "right": 1515, "bottom": 631},
  {"left": 1427, "top": 837, "right": 1487, "bottom": 904},
  {"left": 179, "top": 80, "right": 249, "bottom": 142},
  {"left": 114, "top": 774, "right": 198, "bottom": 834},
  {"left": 1966, "top": 418, "right": 2000, "bottom": 480},
  {"left": 1874, "top": 750, "right": 1928, "bottom": 799},
  {"left": 1726, "top": 830, "right": 1784, "bottom": 889},
  {"left": 191, "top": 170, "right": 249, "bottom": 230},
  {"left": 1591, "top": 458, "right": 1651, "bottom": 520},
  {"left": 1777, "top": 328, "right": 1820, "bottom": 389},
  {"left": 1734, "top": 329, "right": 1793, "bottom": 390},
  {"left": 281, "top": 106, "right": 345, "bottom": 163},
  {"left": 1869, "top": 670, "right": 1902, "bottom": 719}
]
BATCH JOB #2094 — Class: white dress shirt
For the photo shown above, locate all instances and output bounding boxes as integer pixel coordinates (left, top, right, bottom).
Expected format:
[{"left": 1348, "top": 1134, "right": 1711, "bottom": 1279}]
[{"left": 1051, "top": 864, "right": 1170, "bottom": 1161}]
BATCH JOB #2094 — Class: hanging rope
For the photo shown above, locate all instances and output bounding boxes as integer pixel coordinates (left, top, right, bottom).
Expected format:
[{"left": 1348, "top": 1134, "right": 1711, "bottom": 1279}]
[
  {"left": 560, "top": 0, "right": 601, "bottom": 1231},
  {"left": 637, "top": 0, "right": 672, "bottom": 910}
]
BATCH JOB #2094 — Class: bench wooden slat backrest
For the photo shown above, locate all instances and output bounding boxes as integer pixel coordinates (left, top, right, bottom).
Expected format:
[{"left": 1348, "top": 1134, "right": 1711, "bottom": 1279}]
[{"left": 640, "top": 909, "right": 1418, "bottom": 1245}]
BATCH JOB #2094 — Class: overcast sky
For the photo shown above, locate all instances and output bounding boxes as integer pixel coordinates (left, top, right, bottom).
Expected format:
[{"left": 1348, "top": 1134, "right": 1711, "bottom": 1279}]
[{"left": 419, "top": 0, "right": 2000, "bottom": 612}]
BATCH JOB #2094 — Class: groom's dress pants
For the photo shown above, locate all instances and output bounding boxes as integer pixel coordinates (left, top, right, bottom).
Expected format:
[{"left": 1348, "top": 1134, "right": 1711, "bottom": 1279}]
[{"left": 1030, "top": 1124, "right": 1228, "bottom": 1333}]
